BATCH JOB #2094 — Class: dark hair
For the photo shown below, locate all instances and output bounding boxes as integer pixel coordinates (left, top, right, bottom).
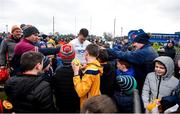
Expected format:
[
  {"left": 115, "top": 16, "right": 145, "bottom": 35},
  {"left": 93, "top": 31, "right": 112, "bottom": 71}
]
[
  {"left": 81, "top": 95, "right": 117, "bottom": 113},
  {"left": 98, "top": 49, "right": 108, "bottom": 63},
  {"left": 20, "top": 51, "right": 44, "bottom": 72},
  {"left": 79, "top": 28, "right": 89, "bottom": 37},
  {"left": 117, "top": 59, "right": 131, "bottom": 69},
  {"left": 86, "top": 44, "right": 99, "bottom": 57}
]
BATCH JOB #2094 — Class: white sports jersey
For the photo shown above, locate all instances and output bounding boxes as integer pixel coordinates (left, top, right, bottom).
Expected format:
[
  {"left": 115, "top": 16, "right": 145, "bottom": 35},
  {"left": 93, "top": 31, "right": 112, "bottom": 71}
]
[{"left": 69, "top": 38, "right": 91, "bottom": 64}]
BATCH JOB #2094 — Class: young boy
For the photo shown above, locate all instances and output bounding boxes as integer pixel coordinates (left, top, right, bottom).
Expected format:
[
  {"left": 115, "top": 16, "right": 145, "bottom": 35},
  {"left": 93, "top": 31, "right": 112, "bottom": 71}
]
[
  {"left": 142, "top": 56, "right": 179, "bottom": 108},
  {"left": 4, "top": 51, "right": 56, "bottom": 112},
  {"left": 116, "top": 59, "right": 135, "bottom": 77},
  {"left": 52, "top": 44, "right": 80, "bottom": 112},
  {"left": 71, "top": 44, "right": 103, "bottom": 108},
  {"left": 113, "top": 75, "right": 143, "bottom": 113},
  {"left": 81, "top": 95, "right": 118, "bottom": 113}
]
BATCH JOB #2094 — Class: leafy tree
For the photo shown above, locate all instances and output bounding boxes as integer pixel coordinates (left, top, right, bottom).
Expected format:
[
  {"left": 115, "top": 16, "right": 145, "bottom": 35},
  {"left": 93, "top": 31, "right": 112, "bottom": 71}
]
[{"left": 103, "top": 32, "right": 113, "bottom": 41}]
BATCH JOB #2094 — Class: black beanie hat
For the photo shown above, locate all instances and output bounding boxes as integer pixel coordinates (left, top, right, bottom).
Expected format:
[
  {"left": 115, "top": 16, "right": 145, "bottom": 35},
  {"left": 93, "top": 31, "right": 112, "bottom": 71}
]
[
  {"left": 133, "top": 33, "right": 150, "bottom": 44},
  {"left": 41, "top": 34, "right": 48, "bottom": 39},
  {"left": 43, "top": 56, "right": 50, "bottom": 69},
  {"left": 23, "top": 26, "right": 39, "bottom": 37}
]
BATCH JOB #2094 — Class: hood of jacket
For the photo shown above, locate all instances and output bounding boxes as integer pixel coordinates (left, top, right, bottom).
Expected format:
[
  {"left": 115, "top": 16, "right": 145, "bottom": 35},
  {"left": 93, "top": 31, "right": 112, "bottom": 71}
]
[{"left": 154, "top": 56, "right": 174, "bottom": 80}]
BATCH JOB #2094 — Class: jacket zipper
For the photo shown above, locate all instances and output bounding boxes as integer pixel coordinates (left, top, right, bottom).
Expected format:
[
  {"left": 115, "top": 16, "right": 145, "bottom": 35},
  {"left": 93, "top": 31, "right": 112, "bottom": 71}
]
[{"left": 156, "top": 76, "right": 162, "bottom": 99}]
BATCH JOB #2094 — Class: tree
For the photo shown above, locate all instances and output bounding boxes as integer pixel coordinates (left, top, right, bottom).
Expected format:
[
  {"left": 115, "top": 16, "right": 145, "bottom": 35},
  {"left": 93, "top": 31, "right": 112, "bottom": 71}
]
[{"left": 103, "top": 32, "right": 113, "bottom": 41}]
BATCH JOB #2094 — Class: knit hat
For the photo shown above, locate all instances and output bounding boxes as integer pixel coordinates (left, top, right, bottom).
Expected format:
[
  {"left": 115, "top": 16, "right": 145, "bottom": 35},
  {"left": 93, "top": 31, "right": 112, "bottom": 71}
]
[
  {"left": 20, "top": 24, "right": 26, "bottom": 30},
  {"left": 116, "top": 75, "right": 137, "bottom": 95},
  {"left": 11, "top": 25, "right": 21, "bottom": 33},
  {"left": 23, "top": 25, "right": 39, "bottom": 37},
  {"left": 41, "top": 34, "right": 48, "bottom": 39},
  {"left": 43, "top": 56, "right": 50, "bottom": 69},
  {"left": 132, "top": 33, "right": 150, "bottom": 44},
  {"left": 58, "top": 44, "right": 75, "bottom": 61}
]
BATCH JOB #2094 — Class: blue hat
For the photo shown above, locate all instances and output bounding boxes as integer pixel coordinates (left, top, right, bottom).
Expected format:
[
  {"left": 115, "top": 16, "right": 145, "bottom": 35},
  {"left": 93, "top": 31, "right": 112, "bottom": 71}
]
[
  {"left": 129, "top": 29, "right": 150, "bottom": 44},
  {"left": 116, "top": 75, "right": 137, "bottom": 95},
  {"left": 132, "top": 33, "right": 150, "bottom": 44}
]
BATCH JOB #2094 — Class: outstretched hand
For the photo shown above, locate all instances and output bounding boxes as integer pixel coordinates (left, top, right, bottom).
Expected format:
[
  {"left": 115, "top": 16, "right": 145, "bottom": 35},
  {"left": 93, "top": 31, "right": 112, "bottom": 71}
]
[{"left": 71, "top": 62, "right": 80, "bottom": 76}]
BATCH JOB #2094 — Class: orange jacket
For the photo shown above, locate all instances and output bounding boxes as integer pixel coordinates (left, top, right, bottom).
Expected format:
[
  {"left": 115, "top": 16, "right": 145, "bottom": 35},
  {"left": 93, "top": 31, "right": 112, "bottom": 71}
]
[{"left": 73, "top": 60, "right": 103, "bottom": 108}]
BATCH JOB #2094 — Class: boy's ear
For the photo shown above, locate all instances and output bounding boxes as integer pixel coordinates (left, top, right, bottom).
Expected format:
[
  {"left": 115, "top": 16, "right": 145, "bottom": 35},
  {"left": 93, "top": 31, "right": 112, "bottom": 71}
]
[
  {"left": 35, "top": 63, "right": 42, "bottom": 71},
  {"left": 84, "top": 51, "right": 89, "bottom": 56}
]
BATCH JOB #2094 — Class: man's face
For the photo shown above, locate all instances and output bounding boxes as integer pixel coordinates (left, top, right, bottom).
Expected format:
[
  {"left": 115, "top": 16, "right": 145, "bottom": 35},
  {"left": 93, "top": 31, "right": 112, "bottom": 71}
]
[
  {"left": 12, "top": 29, "right": 22, "bottom": 39},
  {"left": 78, "top": 34, "right": 86, "bottom": 44},
  {"left": 132, "top": 42, "right": 144, "bottom": 50},
  {"left": 168, "top": 43, "right": 173, "bottom": 47},
  {"left": 28, "top": 33, "right": 39, "bottom": 43}
]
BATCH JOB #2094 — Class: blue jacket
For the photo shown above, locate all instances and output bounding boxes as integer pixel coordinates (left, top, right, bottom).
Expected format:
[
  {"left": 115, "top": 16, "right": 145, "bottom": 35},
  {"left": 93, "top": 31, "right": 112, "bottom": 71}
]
[
  {"left": 107, "top": 44, "right": 159, "bottom": 94},
  {"left": 116, "top": 66, "right": 135, "bottom": 77},
  {"left": 113, "top": 91, "right": 145, "bottom": 113}
]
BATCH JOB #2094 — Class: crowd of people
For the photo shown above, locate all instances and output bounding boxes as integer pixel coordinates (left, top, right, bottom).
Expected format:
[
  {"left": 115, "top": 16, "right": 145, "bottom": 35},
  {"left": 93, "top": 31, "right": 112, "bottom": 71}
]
[{"left": 0, "top": 24, "right": 180, "bottom": 113}]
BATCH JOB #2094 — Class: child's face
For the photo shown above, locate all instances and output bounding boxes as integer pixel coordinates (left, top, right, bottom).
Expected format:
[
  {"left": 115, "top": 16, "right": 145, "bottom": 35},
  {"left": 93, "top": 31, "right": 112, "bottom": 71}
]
[
  {"left": 117, "top": 61, "right": 124, "bottom": 71},
  {"left": 155, "top": 62, "right": 166, "bottom": 76}
]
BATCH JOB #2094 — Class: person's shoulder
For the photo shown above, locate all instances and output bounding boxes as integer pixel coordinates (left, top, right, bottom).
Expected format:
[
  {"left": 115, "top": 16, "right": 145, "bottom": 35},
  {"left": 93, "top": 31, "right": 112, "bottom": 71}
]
[
  {"left": 69, "top": 38, "right": 78, "bottom": 44},
  {"left": 55, "top": 66, "right": 73, "bottom": 74},
  {"left": 146, "top": 72, "right": 156, "bottom": 79},
  {"left": 35, "top": 79, "right": 50, "bottom": 92},
  {"left": 1, "top": 37, "right": 11, "bottom": 43},
  {"left": 84, "top": 65, "right": 100, "bottom": 75},
  {"left": 84, "top": 40, "right": 91, "bottom": 45},
  {"left": 170, "top": 76, "right": 179, "bottom": 83}
]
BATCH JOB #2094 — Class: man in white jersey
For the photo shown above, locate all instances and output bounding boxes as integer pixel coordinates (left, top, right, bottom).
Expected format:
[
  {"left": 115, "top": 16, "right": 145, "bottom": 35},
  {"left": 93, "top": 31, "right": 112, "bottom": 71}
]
[{"left": 69, "top": 28, "right": 91, "bottom": 64}]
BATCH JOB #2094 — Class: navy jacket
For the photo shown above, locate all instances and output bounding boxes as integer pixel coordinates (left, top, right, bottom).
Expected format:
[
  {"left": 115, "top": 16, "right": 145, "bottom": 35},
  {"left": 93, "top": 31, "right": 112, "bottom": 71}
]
[{"left": 113, "top": 91, "right": 145, "bottom": 113}]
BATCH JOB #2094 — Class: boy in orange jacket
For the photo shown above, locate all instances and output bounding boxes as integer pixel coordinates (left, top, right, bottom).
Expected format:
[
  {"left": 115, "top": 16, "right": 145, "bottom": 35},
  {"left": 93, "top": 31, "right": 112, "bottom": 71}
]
[{"left": 71, "top": 44, "right": 103, "bottom": 108}]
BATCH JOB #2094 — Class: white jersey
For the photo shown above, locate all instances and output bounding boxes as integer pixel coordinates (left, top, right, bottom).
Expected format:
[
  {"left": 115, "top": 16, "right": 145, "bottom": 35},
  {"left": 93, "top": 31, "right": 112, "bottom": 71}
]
[{"left": 69, "top": 38, "right": 91, "bottom": 64}]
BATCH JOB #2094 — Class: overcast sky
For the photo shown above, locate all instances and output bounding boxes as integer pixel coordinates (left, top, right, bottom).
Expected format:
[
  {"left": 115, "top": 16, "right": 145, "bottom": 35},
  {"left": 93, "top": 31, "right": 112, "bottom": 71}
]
[{"left": 0, "top": 0, "right": 180, "bottom": 36}]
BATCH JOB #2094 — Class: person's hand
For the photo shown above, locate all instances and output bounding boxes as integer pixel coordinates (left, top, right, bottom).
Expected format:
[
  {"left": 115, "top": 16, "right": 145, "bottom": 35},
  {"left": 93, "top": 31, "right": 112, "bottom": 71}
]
[
  {"left": 99, "top": 46, "right": 105, "bottom": 50},
  {"left": 80, "top": 64, "right": 87, "bottom": 70},
  {"left": 0, "top": 66, "right": 6, "bottom": 71},
  {"left": 0, "top": 66, "right": 6, "bottom": 69},
  {"left": 71, "top": 62, "right": 80, "bottom": 76}
]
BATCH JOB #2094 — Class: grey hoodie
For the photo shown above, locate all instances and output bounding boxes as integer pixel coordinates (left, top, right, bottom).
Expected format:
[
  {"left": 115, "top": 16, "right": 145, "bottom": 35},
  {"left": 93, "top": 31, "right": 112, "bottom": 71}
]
[{"left": 142, "top": 56, "right": 179, "bottom": 107}]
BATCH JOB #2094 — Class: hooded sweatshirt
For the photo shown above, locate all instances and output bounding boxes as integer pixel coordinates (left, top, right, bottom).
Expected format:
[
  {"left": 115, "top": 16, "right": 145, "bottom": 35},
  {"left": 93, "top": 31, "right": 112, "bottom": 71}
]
[
  {"left": 73, "top": 60, "right": 103, "bottom": 108},
  {"left": 142, "top": 56, "right": 179, "bottom": 107}
]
